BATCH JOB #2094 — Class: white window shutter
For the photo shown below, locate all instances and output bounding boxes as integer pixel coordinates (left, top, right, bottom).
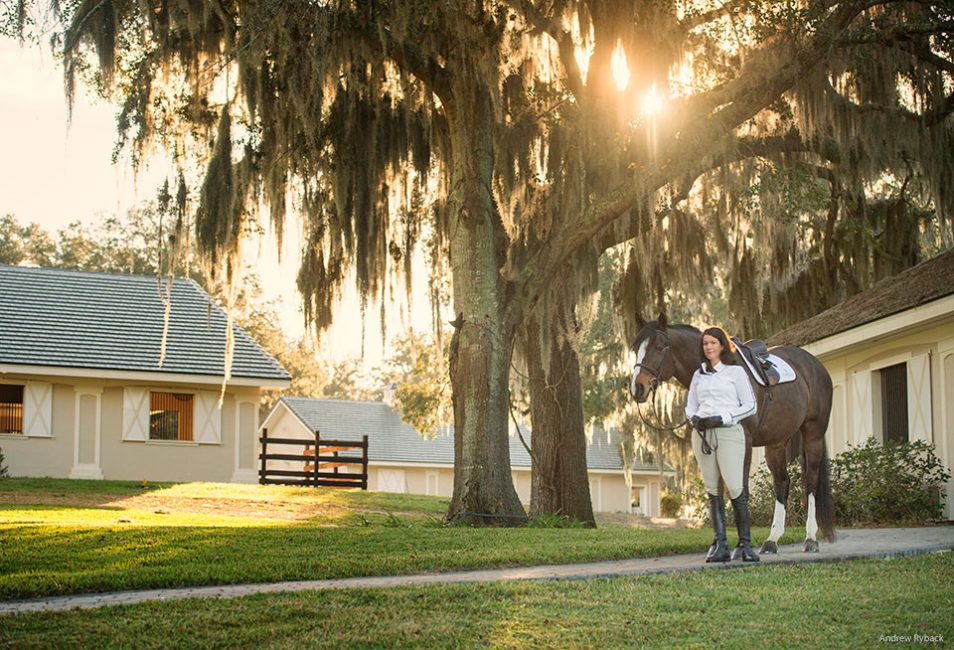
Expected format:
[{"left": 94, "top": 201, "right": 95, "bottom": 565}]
[
  {"left": 849, "top": 371, "right": 873, "bottom": 445},
  {"left": 123, "top": 388, "right": 149, "bottom": 441},
  {"left": 194, "top": 392, "right": 222, "bottom": 443},
  {"left": 907, "top": 354, "right": 932, "bottom": 443},
  {"left": 23, "top": 381, "right": 52, "bottom": 437}
]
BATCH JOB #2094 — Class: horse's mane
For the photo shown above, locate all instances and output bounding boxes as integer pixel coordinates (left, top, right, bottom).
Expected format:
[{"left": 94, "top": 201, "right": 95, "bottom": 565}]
[{"left": 632, "top": 321, "right": 701, "bottom": 348}]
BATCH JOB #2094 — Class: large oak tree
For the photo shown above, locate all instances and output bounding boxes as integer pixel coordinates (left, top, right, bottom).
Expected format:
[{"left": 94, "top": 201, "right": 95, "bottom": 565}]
[{"left": 28, "top": 0, "right": 954, "bottom": 523}]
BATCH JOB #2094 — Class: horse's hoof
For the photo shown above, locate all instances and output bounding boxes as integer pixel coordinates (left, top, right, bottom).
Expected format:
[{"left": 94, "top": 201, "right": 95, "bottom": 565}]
[
  {"left": 804, "top": 539, "right": 819, "bottom": 553},
  {"left": 760, "top": 540, "right": 778, "bottom": 554}
]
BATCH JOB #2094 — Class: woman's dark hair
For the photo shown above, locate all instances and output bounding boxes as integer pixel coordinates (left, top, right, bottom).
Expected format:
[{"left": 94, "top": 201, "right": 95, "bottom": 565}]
[{"left": 701, "top": 327, "right": 738, "bottom": 372}]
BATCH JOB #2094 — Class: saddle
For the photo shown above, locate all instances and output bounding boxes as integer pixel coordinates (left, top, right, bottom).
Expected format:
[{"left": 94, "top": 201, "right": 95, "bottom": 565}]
[{"left": 733, "top": 338, "right": 781, "bottom": 387}]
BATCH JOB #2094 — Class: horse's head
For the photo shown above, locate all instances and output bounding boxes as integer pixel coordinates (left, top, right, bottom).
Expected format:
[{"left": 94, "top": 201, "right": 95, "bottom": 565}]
[{"left": 629, "top": 313, "right": 676, "bottom": 403}]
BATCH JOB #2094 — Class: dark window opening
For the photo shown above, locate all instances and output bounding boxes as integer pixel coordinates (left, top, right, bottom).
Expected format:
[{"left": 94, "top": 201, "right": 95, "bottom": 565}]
[
  {"left": 150, "top": 392, "right": 194, "bottom": 441},
  {"left": 0, "top": 385, "right": 24, "bottom": 435},
  {"left": 880, "top": 363, "right": 909, "bottom": 444}
]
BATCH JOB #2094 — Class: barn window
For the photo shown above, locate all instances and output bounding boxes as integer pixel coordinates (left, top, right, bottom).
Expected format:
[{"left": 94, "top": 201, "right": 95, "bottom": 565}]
[
  {"left": 150, "top": 392, "right": 194, "bottom": 441},
  {"left": 879, "top": 363, "right": 909, "bottom": 443},
  {"left": 0, "top": 385, "right": 24, "bottom": 434}
]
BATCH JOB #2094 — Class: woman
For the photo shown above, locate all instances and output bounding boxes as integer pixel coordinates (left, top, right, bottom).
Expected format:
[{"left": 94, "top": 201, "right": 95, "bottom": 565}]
[{"left": 686, "top": 326, "right": 759, "bottom": 563}]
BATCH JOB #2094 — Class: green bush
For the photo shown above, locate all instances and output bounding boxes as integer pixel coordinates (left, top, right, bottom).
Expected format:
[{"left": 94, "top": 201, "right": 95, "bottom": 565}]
[
  {"left": 527, "top": 512, "right": 590, "bottom": 528},
  {"left": 659, "top": 491, "right": 682, "bottom": 518},
  {"left": 832, "top": 438, "right": 950, "bottom": 525},
  {"left": 749, "top": 459, "right": 804, "bottom": 527},
  {"left": 749, "top": 438, "right": 950, "bottom": 528}
]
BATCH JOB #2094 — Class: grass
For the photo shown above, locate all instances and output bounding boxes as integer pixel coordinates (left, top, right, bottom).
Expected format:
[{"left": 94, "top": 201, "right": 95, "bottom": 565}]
[
  {"left": 2, "top": 552, "right": 951, "bottom": 648},
  {"left": 0, "top": 478, "right": 806, "bottom": 600}
]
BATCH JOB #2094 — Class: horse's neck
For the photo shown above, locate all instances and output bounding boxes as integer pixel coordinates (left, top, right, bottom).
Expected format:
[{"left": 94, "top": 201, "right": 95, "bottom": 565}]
[{"left": 670, "top": 327, "right": 702, "bottom": 389}]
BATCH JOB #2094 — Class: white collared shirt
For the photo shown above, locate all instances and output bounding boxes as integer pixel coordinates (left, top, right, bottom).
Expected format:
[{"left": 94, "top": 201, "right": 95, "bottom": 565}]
[{"left": 685, "top": 361, "right": 757, "bottom": 426}]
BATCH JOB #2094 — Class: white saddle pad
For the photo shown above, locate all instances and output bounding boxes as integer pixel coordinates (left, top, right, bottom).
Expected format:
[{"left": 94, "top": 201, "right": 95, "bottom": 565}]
[{"left": 739, "top": 352, "right": 796, "bottom": 387}]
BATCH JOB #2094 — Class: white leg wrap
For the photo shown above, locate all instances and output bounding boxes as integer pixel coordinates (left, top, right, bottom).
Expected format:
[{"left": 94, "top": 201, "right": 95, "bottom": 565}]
[
  {"left": 805, "top": 493, "right": 818, "bottom": 541},
  {"left": 768, "top": 501, "right": 786, "bottom": 542}
]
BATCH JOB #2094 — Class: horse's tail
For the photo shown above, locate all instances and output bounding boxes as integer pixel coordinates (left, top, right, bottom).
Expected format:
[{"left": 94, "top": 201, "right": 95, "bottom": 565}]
[{"left": 813, "top": 441, "right": 836, "bottom": 542}]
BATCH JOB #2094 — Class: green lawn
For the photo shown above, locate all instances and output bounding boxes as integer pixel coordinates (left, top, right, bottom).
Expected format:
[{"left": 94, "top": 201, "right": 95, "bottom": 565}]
[
  {"left": 0, "top": 478, "right": 805, "bottom": 600},
  {"left": 2, "top": 553, "right": 951, "bottom": 648}
]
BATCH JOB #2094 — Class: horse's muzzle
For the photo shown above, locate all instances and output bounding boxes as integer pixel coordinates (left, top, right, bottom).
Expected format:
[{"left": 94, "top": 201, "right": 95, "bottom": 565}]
[{"left": 630, "top": 372, "right": 649, "bottom": 403}]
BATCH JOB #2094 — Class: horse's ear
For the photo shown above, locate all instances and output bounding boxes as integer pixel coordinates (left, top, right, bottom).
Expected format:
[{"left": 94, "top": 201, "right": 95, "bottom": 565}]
[
  {"left": 634, "top": 311, "right": 647, "bottom": 330},
  {"left": 658, "top": 312, "right": 668, "bottom": 330}
]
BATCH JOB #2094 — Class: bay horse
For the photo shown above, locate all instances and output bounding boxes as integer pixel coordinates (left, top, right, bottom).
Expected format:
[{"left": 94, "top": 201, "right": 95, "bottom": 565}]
[{"left": 629, "top": 313, "right": 835, "bottom": 553}]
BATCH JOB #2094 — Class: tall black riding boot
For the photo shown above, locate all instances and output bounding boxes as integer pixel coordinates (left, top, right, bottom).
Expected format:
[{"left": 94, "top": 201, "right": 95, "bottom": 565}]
[
  {"left": 706, "top": 494, "right": 730, "bottom": 563},
  {"left": 730, "top": 493, "right": 760, "bottom": 562}
]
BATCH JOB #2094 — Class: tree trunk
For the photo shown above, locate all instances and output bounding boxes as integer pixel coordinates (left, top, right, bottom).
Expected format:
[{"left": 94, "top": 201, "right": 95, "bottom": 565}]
[
  {"left": 445, "top": 76, "right": 525, "bottom": 526},
  {"left": 525, "top": 300, "right": 595, "bottom": 527}
]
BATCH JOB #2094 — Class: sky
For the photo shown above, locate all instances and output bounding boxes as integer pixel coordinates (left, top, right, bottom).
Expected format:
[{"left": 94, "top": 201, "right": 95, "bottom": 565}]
[{"left": 0, "top": 37, "right": 432, "bottom": 369}]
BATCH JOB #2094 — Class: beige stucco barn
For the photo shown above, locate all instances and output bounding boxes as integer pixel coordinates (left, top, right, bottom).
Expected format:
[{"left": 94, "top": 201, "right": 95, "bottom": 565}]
[
  {"left": 0, "top": 265, "right": 290, "bottom": 482},
  {"left": 765, "top": 249, "right": 954, "bottom": 519}
]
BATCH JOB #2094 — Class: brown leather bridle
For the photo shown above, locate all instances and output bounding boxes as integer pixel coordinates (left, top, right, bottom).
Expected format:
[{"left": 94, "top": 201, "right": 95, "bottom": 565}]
[{"left": 630, "top": 330, "right": 690, "bottom": 432}]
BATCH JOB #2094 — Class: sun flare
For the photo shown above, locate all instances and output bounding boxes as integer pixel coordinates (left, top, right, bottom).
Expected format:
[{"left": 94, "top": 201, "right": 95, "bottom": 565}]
[
  {"left": 641, "top": 83, "right": 665, "bottom": 116},
  {"left": 611, "top": 40, "right": 630, "bottom": 91}
]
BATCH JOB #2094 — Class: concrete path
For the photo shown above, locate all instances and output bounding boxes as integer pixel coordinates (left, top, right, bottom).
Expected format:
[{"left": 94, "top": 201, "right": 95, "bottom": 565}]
[{"left": 2, "top": 526, "right": 952, "bottom": 616}]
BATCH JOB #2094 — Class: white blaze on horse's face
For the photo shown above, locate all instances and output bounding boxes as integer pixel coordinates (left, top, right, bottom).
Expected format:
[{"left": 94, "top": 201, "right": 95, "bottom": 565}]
[
  {"left": 630, "top": 339, "right": 649, "bottom": 400},
  {"left": 635, "top": 338, "right": 649, "bottom": 368}
]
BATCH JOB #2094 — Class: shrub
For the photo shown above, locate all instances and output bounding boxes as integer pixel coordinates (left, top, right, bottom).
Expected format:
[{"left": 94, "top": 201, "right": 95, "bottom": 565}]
[
  {"left": 748, "top": 438, "right": 950, "bottom": 528},
  {"left": 831, "top": 438, "right": 950, "bottom": 526},
  {"left": 748, "top": 459, "right": 804, "bottom": 527},
  {"left": 659, "top": 491, "right": 682, "bottom": 518},
  {"left": 527, "top": 512, "right": 590, "bottom": 528}
]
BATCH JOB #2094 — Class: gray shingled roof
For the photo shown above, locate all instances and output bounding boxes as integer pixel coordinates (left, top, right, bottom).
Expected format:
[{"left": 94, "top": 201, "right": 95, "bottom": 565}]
[
  {"left": 277, "top": 396, "right": 666, "bottom": 472},
  {"left": 0, "top": 265, "right": 290, "bottom": 382}
]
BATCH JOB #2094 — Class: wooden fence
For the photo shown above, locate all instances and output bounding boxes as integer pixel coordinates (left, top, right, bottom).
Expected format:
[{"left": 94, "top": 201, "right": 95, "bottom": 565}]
[{"left": 258, "top": 428, "right": 369, "bottom": 489}]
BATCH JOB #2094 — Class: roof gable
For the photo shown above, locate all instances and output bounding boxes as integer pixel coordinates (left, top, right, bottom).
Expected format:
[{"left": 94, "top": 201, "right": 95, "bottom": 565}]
[
  {"left": 0, "top": 265, "right": 290, "bottom": 382},
  {"left": 768, "top": 248, "right": 954, "bottom": 347}
]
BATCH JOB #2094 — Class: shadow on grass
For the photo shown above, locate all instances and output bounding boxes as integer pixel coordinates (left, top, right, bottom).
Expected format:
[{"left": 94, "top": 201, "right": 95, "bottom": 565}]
[{"left": 0, "top": 514, "right": 807, "bottom": 601}]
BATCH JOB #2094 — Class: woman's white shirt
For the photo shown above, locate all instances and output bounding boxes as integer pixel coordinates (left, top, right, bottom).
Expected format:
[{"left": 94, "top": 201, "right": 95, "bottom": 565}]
[{"left": 685, "top": 362, "right": 757, "bottom": 426}]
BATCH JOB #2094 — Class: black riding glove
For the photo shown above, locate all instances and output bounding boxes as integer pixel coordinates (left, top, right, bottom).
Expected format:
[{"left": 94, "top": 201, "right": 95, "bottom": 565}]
[
  {"left": 698, "top": 415, "right": 724, "bottom": 430},
  {"left": 690, "top": 416, "right": 701, "bottom": 431}
]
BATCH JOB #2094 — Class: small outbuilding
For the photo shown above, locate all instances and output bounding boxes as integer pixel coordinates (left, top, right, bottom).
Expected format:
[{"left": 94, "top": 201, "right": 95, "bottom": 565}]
[
  {"left": 260, "top": 396, "right": 673, "bottom": 515},
  {"left": 0, "top": 265, "right": 290, "bottom": 482},
  {"left": 767, "top": 248, "right": 954, "bottom": 519}
]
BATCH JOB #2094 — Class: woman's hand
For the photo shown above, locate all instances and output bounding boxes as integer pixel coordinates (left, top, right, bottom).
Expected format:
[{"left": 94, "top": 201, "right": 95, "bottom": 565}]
[{"left": 697, "top": 415, "right": 724, "bottom": 430}]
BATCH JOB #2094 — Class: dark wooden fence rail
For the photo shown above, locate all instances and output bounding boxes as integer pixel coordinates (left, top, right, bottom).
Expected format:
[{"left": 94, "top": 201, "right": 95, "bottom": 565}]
[{"left": 259, "top": 428, "right": 369, "bottom": 489}]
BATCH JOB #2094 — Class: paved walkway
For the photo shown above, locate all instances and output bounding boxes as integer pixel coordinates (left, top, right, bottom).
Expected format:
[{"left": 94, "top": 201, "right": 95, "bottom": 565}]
[{"left": 2, "top": 526, "right": 952, "bottom": 616}]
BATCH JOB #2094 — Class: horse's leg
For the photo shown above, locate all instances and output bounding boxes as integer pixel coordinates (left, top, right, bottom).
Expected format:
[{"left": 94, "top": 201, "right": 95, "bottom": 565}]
[
  {"left": 759, "top": 444, "right": 789, "bottom": 554},
  {"left": 801, "top": 433, "right": 825, "bottom": 553}
]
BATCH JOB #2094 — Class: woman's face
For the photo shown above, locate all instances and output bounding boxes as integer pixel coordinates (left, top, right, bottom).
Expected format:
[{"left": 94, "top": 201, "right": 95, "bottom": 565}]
[{"left": 702, "top": 334, "right": 723, "bottom": 364}]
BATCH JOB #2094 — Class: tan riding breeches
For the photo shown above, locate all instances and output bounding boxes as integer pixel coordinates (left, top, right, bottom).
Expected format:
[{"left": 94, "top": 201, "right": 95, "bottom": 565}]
[{"left": 692, "top": 424, "right": 745, "bottom": 500}]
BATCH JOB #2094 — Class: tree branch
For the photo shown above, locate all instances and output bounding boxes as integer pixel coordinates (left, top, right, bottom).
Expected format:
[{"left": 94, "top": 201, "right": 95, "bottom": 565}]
[
  {"left": 346, "top": 14, "right": 453, "bottom": 107},
  {"left": 819, "top": 76, "right": 954, "bottom": 128},
  {"left": 508, "top": 0, "right": 584, "bottom": 99},
  {"left": 678, "top": 0, "right": 751, "bottom": 32},
  {"left": 512, "top": 0, "right": 873, "bottom": 318}
]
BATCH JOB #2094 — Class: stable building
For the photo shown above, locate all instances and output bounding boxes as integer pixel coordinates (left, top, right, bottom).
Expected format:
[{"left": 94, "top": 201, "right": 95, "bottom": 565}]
[
  {"left": 768, "top": 248, "right": 954, "bottom": 519},
  {"left": 0, "top": 265, "right": 290, "bottom": 482},
  {"left": 260, "top": 396, "right": 673, "bottom": 515}
]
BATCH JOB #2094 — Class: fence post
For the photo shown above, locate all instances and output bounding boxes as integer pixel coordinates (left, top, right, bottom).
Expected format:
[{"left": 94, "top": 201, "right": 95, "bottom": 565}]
[
  {"left": 362, "top": 434, "right": 369, "bottom": 490},
  {"left": 314, "top": 430, "right": 320, "bottom": 487},
  {"left": 259, "top": 427, "right": 268, "bottom": 485}
]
